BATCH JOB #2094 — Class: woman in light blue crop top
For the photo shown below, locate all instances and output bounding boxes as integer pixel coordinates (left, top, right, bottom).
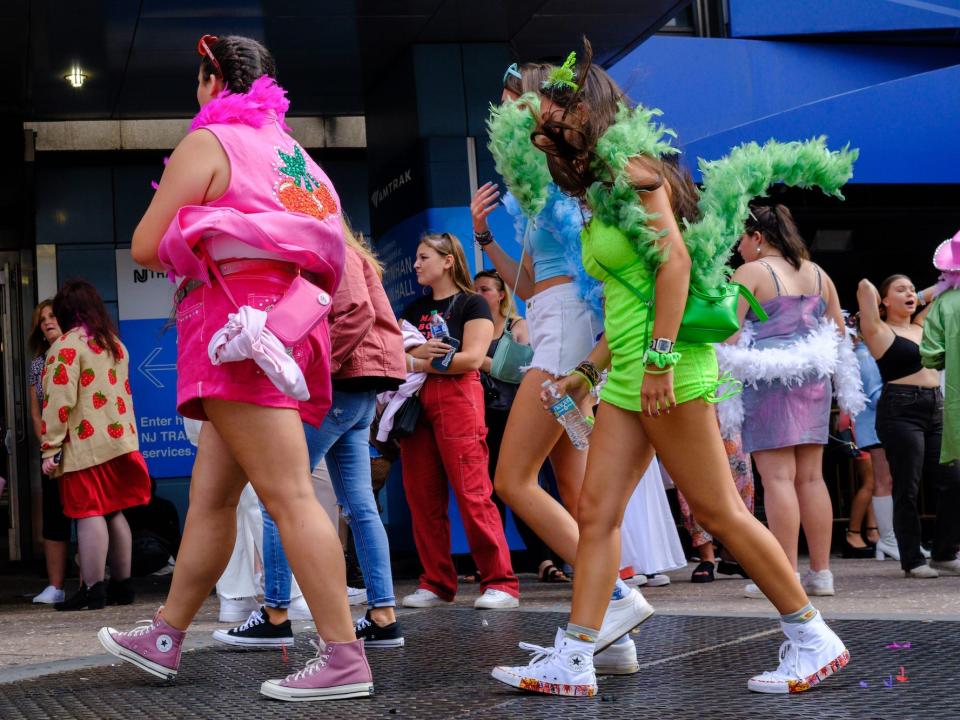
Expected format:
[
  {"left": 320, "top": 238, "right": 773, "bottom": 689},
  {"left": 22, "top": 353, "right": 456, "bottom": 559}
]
[{"left": 471, "top": 62, "right": 603, "bottom": 581}]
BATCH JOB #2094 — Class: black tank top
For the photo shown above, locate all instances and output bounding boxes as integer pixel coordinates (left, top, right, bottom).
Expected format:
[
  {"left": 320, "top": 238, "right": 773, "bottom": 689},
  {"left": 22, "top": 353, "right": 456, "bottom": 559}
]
[{"left": 876, "top": 334, "right": 923, "bottom": 383}]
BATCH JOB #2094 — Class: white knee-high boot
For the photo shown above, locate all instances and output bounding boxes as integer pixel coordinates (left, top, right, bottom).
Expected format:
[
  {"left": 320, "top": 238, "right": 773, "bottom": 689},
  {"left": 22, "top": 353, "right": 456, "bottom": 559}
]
[{"left": 871, "top": 495, "right": 899, "bottom": 561}]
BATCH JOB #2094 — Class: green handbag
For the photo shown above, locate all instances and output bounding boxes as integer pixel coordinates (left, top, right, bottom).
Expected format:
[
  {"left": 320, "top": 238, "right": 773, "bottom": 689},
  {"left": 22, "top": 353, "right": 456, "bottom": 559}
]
[
  {"left": 490, "top": 319, "right": 533, "bottom": 384},
  {"left": 597, "top": 260, "right": 768, "bottom": 344},
  {"left": 489, "top": 225, "right": 534, "bottom": 383}
]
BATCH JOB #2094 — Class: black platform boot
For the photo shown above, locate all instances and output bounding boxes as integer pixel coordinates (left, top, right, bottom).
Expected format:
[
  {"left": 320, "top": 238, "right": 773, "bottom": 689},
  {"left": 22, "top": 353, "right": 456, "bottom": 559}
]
[{"left": 55, "top": 581, "right": 107, "bottom": 611}]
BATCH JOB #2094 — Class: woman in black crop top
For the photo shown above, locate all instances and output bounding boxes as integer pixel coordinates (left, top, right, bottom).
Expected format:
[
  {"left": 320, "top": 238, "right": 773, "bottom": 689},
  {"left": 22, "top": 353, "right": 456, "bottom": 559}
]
[{"left": 858, "top": 275, "right": 960, "bottom": 578}]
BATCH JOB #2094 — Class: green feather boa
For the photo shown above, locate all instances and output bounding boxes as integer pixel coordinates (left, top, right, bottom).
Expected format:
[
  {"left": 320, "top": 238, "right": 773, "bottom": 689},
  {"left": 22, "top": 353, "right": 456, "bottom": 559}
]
[
  {"left": 486, "top": 93, "right": 552, "bottom": 218},
  {"left": 586, "top": 103, "right": 678, "bottom": 274},
  {"left": 687, "top": 137, "right": 858, "bottom": 289},
  {"left": 486, "top": 95, "right": 858, "bottom": 291}
]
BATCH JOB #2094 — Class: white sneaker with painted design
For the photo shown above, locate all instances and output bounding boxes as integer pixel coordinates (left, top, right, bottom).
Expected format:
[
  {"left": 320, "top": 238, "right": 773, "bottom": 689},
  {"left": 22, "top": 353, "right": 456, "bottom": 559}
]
[
  {"left": 492, "top": 628, "right": 598, "bottom": 697},
  {"left": 747, "top": 611, "right": 849, "bottom": 694}
]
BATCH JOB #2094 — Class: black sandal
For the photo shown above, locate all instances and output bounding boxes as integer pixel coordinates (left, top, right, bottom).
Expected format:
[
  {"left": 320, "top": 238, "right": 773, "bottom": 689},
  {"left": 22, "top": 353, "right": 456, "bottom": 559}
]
[
  {"left": 717, "top": 560, "right": 749, "bottom": 578},
  {"left": 538, "top": 562, "right": 571, "bottom": 583},
  {"left": 691, "top": 561, "right": 715, "bottom": 583}
]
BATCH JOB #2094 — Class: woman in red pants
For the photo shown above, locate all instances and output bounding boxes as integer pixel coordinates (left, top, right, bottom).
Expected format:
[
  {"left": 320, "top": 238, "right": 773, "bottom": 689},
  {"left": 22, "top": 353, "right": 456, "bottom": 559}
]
[{"left": 399, "top": 232, "right": 520, "bottom": 610}]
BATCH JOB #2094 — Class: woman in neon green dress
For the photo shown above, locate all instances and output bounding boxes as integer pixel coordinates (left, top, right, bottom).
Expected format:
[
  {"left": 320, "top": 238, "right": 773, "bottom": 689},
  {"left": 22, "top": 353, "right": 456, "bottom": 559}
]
[{"left": 490, "top": 41, "right": 850, "bottom": 698}]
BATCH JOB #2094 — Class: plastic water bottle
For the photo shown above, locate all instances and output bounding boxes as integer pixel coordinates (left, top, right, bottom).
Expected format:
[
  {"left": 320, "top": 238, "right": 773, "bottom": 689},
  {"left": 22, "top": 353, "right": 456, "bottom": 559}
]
[
  {"left": 542, "top": 380, "right": 593, "bottom": 450},
  {"left": 429, "top": 310, "right": 449, "bottom": 339}
]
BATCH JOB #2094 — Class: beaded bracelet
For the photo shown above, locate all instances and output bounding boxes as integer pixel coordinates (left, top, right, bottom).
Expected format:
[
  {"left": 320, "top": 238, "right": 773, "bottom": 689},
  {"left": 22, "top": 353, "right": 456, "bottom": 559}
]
[
  {"left": 570, "top": 369, "right": 594, "bottom": 389},
  {"left": 574, "top": 360, "right": 602, "bottom": 388},
  {"left": 642, "top": 347, "right": 682, "bottom": 369},
  {"left": 474, "top": 230, "right": 493, "bottom": 247}
]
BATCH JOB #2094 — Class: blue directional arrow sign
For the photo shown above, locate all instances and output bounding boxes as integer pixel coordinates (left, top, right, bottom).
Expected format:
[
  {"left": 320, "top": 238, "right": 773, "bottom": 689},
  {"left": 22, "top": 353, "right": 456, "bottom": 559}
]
[
  {"left": 115, "top": 249, "right": 195, "bottom": 478},
  {"left": 137, "top": 347, "right": 178, "bottom": 389}
]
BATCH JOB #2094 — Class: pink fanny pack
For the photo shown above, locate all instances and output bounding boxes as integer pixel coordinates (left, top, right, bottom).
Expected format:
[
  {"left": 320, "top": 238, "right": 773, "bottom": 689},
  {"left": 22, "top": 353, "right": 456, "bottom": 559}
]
[{"left": 200, "top": 245, "right": 333, "bottom": 347}]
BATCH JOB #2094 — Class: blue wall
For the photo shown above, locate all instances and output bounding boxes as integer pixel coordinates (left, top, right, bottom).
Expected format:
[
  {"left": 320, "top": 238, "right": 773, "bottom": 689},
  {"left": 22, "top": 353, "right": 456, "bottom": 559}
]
[
  {"left": 608, "top": 35, "right": 960, "bottom": 184},
  {"left": 730, "top": 0, "right": 960, "bottom": 38}
]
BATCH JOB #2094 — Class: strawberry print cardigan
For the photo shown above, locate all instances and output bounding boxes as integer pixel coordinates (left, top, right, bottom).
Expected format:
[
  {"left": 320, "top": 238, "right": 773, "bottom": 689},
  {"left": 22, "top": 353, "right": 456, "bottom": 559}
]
[{"left": 41, "top": 327, "right": 140, "bottom": 477}]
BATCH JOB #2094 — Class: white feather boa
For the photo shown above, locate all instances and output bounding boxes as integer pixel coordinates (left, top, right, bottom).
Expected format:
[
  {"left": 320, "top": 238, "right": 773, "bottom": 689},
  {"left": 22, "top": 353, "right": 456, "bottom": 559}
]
[{"left": 714, "top": 320, "right": 867, "bottom": 439}]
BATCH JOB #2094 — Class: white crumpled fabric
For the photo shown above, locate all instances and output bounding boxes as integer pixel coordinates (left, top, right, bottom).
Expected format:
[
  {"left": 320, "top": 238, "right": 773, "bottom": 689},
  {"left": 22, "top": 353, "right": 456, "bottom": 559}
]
[{"left": 207, "top": 305, "right": 309, "bottom": 401}]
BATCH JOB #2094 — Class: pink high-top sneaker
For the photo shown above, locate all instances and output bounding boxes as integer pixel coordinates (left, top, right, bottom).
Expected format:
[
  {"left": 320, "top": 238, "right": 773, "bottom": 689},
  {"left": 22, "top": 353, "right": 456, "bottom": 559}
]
[
  {"left": 98, "top": 609, "right": 185, "bottom": 681},
  {"left": 260, "top": 637, "right": 374, "bottom": 702}
]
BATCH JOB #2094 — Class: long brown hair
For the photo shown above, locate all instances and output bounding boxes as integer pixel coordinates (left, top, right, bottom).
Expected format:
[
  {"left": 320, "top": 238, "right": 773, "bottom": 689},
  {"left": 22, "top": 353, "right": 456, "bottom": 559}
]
[
  {"left": 530, "top": 37, "right": 645, "bottom": 199},
  {"left": 419, "top": 233, "right": 475, "bottom": 296},
  {"left": 53, "top": 280, "right": 123, "bottom": 360},
  {"left": 29, "top": 299, "right": 56, "bottom": 358},
  {"left": 745, "top": 203, "right": 809, "bottom": 271}
]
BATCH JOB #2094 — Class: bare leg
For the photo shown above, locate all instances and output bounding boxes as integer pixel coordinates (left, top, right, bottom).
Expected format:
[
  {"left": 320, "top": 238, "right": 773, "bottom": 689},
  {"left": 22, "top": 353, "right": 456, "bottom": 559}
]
[
  {"left": 643, "top": 401, "right": 808, "bottom": 615},
  {"left": 569, "top": 403, "right": 655, "bottom": 628},
  {"left": 870, "top": 447, "right": 893, "bottom": 495},
  {"left": 752, "top": 448, "right": 800, "bottom": 571},
  {"left": 848, "top": 454, "right": 875, "bottom": 547},
  {"left": 162, "top": 421, "right": 249, "bottom": 629},
  {"left": 495, "top": 369, "right": 581, "bottom": 565},
  {"left": 203, "top": 400, "right": 354, "bottom": 643},
  {"left": 76, "top": 516, "right": 109, "bottom": 585},
  {"left": 44, "top": 540, "right": 68, "bottom": 589},
  {"left": 548, "top": 431, "right": 588, "bottom": 522},
  {"left": 795, "top": 445, "right": 833, "bottom": 572},
  {"left": 106, "top": 512, "right": 133, "bottom": 580}
]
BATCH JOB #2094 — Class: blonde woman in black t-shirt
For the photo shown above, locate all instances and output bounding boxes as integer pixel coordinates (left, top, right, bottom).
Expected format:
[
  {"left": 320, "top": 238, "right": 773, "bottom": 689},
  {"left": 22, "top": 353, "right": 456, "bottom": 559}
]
[{"left": 399, "top": 232, "right": 520, "bottom": 610}]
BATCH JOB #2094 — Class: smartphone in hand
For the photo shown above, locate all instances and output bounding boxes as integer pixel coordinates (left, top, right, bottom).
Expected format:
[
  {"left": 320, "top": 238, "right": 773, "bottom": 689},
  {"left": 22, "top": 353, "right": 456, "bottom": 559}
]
[{"left": 432, "top": 336, "right": 461, "bottom": 371}]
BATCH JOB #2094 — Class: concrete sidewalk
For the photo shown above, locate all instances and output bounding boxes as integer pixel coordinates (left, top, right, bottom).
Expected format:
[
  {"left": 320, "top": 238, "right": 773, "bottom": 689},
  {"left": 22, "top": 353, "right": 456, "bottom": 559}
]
[{"left": 2, "top": 557, "right": 957, "bottom": 682}]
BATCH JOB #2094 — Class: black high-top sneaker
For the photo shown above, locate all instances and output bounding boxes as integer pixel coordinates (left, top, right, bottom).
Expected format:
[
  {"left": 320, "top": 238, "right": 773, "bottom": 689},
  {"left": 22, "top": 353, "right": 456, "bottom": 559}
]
[
  {"left": 353, "top": 610, "right": 405, "bottom": 647},
  {"left": 212, "top": 607, "right": 294, "bottom": 648}
]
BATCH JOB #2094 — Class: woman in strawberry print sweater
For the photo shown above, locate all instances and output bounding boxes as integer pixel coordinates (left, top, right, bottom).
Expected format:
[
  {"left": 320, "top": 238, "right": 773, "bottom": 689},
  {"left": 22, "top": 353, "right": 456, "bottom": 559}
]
[{"left": 41, "top": 280, "right": 151, "bottom": 611}]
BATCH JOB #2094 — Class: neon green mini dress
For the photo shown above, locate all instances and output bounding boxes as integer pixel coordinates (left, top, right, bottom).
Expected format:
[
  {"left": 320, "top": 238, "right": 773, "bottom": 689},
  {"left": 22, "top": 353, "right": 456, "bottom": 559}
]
[{"left": 582, "top": 220, "right": 719, "bottom": 413}]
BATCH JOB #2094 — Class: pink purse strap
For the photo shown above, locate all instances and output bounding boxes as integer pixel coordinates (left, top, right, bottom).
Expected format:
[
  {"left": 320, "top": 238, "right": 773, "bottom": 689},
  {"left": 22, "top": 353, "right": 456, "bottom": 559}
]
[{"left": 197, "top": 242, "right": 242, "bottom": 310}]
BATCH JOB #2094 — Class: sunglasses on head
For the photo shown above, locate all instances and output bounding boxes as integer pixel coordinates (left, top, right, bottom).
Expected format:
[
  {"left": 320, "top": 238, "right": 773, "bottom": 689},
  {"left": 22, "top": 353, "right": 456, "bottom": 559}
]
[
  {"left": 502, "top": 62, "right": 522, "bottom": 87},
  {"left": 197, "top": 34, "right": 222, "bottom": 77}
]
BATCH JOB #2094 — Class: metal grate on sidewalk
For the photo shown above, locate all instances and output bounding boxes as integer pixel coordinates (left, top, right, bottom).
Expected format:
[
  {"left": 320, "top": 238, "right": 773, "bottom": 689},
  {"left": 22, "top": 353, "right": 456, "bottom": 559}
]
[{"left": 0, "top": 611, "right": 952, "bottom": 719}]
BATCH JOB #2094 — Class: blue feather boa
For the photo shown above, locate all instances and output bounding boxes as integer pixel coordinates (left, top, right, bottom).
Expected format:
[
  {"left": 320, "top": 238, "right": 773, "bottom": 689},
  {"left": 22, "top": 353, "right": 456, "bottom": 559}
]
[{"left": 502, "top": 187, "right": 604, "bottom": 321}]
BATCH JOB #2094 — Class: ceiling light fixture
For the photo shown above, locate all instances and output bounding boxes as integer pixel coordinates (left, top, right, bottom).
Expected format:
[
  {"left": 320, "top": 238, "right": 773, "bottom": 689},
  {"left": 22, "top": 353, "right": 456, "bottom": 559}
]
[{"left": 65, "top": 65, "right": 87, "bottom": 88}]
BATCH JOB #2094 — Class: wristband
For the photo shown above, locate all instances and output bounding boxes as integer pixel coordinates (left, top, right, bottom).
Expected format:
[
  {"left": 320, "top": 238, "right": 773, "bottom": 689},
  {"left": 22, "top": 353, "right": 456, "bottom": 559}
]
[
  {"left": 643, "top": 366, "right": 672, "bottom": 375},
  {"left": 474, "top": 230, "right": 493, "bottom": 247},
  {"left": 573, "top": 360, "right": 602, "bottom": 388},
  {"left": 642, "top": 347, "right": 682, "bottom": 369},
  {"left": 917, "top": 289, "right": 926, "bottom": 306},
  {"left": 570, "top": 369, "right": 595, "bottom": 390}
]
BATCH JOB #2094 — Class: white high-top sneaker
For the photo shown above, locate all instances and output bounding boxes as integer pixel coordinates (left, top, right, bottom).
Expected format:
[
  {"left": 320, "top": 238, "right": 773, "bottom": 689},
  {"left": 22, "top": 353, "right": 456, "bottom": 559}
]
[
  {"left": 747, "top": 611, "right": 849, "bottom": 694},
  {"left": 492, "top": 628, "right": 598, "bottom": 697},
  {"left": 593, "top": 633, "right": 639, "bottom": 675},
  {"left": 595, "top": 588, "right": 654, "bottom": 653}
]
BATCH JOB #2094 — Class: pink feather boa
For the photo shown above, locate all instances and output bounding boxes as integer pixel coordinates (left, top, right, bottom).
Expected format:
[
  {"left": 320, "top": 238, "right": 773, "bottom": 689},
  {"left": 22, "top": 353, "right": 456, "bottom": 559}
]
[{"left": 190, "top": 75, "right": 291, "bottom": 132}]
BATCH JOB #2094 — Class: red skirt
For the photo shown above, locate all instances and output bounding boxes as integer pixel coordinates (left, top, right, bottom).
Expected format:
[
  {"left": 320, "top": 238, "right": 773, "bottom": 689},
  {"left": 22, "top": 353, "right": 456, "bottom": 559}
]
[{"left": 58, "top": 451, "right": 152, "bottom": 519}]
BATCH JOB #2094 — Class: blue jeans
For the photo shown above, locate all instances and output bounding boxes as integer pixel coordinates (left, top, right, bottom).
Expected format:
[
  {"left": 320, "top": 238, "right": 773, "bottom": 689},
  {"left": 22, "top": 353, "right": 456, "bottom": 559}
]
[{"left": 262, "top": 389, "right": 396, "bottom": 608}]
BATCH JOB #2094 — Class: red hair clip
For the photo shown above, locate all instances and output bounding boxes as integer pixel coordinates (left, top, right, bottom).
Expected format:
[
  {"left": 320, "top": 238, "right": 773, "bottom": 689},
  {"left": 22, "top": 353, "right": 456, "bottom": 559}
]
[{"left": 197, "top": 34, "right": 222, "bottom": 77}]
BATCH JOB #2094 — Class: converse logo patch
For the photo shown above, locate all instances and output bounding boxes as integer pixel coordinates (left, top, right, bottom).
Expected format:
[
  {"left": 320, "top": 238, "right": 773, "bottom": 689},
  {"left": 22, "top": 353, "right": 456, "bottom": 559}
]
[
  {"left": 156, "top": 634, "right": 173, "bottom": 652},
  {"left": 568, "top": 653, "right": 586, "bottom": 671}
]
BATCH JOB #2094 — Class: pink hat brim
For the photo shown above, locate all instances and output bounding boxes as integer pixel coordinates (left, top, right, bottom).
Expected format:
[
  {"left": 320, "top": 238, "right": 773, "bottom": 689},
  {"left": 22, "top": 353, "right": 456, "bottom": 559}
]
[{"left": 934, "top": 232, "right": 960, "bottom": 272}]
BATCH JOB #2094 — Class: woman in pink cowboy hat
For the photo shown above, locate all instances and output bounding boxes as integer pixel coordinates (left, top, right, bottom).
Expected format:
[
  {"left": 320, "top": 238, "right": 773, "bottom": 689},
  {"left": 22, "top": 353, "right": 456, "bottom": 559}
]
[{"left": 858, "top": 233, "right": 960, "bottom": 580}]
